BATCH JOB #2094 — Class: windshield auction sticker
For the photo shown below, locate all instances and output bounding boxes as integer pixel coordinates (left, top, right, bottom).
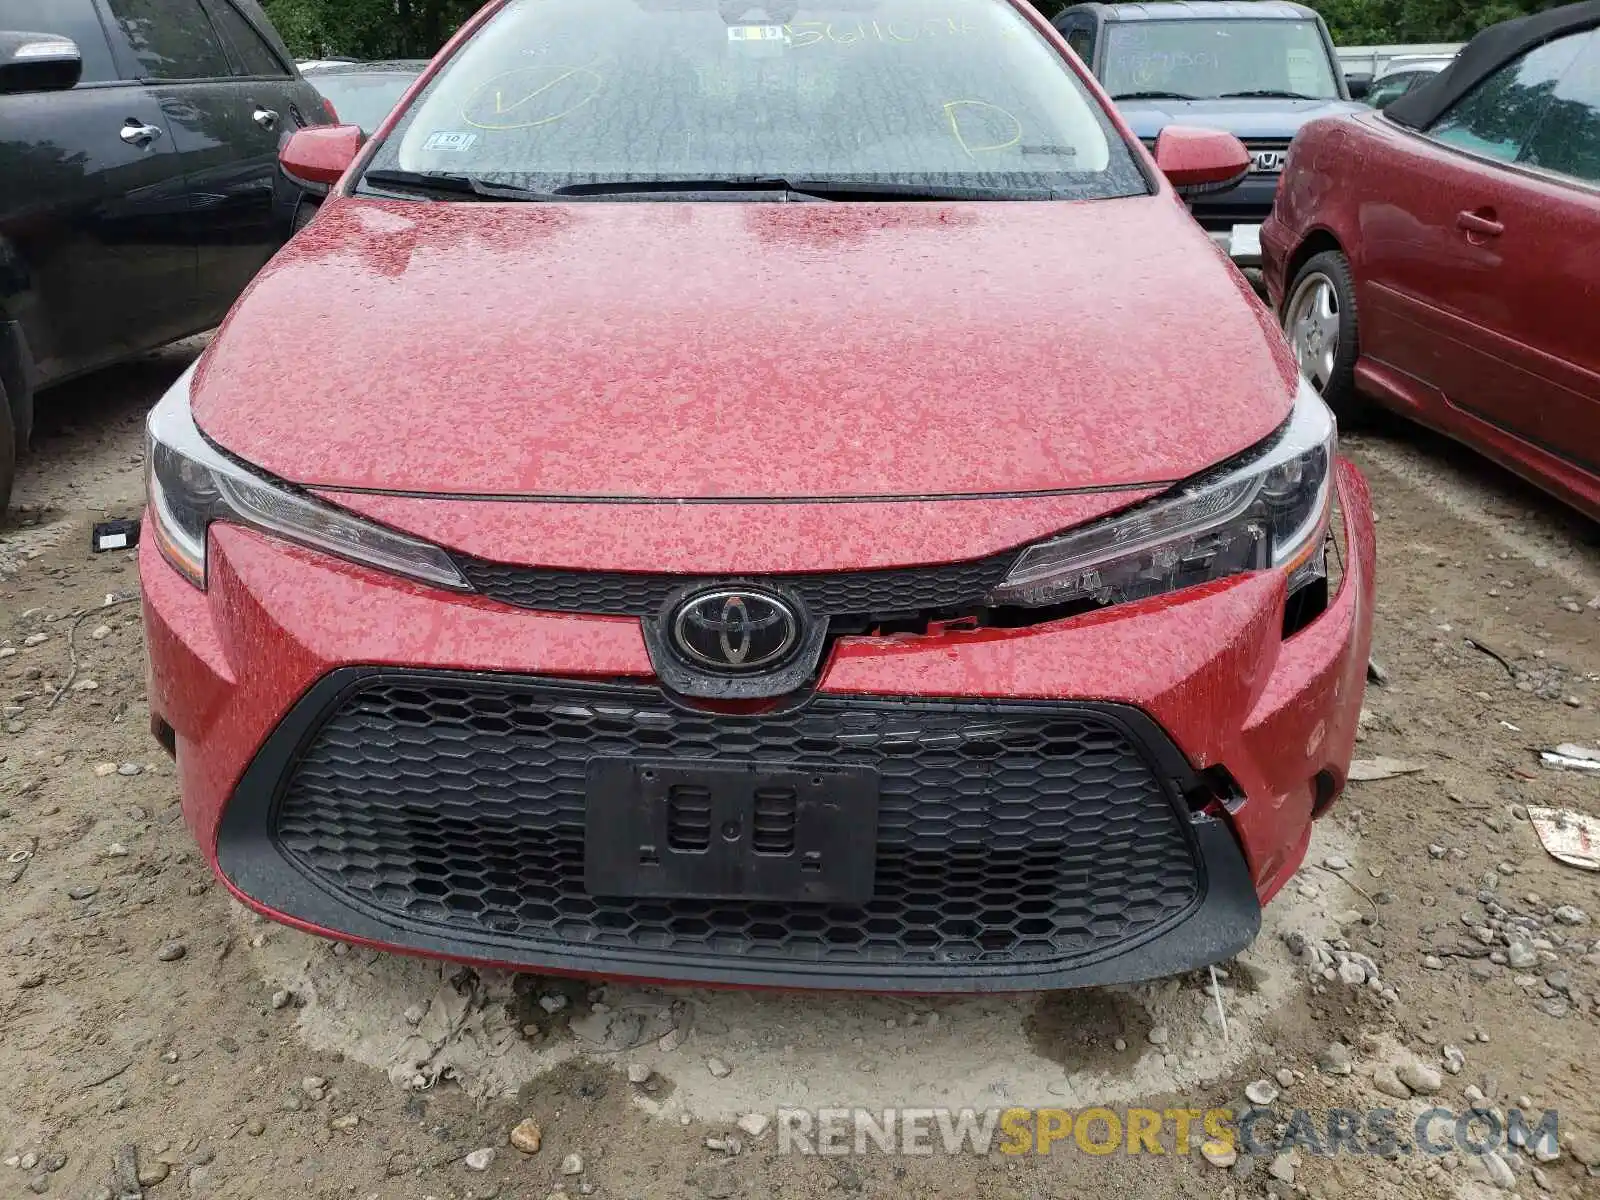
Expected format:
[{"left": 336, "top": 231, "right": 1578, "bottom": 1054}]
[
  {"left": 422, "top": 131, "right": 478, "bottom": 152},
  {"left": 728, "top": 25, "right": 787, "bottom": 43}
]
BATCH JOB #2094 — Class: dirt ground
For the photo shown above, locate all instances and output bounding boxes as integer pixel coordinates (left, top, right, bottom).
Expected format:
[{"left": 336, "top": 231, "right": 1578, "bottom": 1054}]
[{"left": 1, "top": 341, "right": 1597, "bottom": 1200}]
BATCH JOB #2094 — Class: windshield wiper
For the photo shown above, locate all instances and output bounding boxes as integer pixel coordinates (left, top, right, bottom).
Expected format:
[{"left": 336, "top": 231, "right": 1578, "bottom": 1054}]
[
  {"left": 550, "top": 178, "right": 817, "bottom": 200},
  {"left": 360, "top": 168, "right": 556, "bottom": 201},
  {"left": 1110, "top": 89, "right": 1201, "bottom": 101},
  {"left": 360, "top": 171, "right": 1054, "bottom": 204},
  {"left": 1217, "top": 89, "right": 1324, "bottom": 100},
  {"left": 551, "top": 177, "right": 1056, "bottom": 201}
]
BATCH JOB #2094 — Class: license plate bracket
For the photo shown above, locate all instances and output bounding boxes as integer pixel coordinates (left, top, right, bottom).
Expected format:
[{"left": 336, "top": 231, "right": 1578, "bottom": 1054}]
[{"left": 584, "top": 759, "right": 878, "bottom": 903}]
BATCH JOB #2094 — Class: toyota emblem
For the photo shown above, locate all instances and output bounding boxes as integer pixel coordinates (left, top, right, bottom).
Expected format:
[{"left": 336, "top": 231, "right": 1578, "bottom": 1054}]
[{"left": 670, "top": 589, "right": 800, "bottom": 672}]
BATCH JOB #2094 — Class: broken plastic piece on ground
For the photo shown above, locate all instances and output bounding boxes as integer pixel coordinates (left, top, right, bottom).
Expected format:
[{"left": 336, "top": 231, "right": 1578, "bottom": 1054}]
[
  {"left": 1348, "top": 756, "right": 1424, "bottom": 781},
  {"left": 1366, "top": 657, "right": 1390, "bottom": 686},
  {"left": 1540, "top": 744, "right": 1600, "bottom": 773},
  {"left": 1527, "top": 806, "right": 1600, "bottom": 872},
  {"left": 1208, "top": 964, "right": 1230, "bottom": 1045},
  {"left": 91, "top": 518, "right": 141, "bottom": 553}
]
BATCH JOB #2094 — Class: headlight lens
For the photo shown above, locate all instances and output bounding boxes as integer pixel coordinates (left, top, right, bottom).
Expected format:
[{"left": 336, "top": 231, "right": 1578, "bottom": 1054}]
[
  {"left": 987, "top": 379, "right": 1336, "bottom": 608},
  {"left": 146, "top": 364, "right": 469, "bottom": 592}
]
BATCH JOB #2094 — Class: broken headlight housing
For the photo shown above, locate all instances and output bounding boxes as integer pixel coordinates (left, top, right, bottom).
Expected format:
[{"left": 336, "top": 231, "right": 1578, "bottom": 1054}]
[
  {"left": 145, "top": 363, "right": 468, "bottom": 592},
  {"left": 987, "top": 379, "right": 1335, "bottom": 609}
]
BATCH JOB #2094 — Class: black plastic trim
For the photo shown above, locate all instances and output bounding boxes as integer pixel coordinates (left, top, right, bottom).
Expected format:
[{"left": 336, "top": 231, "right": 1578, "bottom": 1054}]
[
  {"left": 216, "top": 668, "right": 1263, "bottom": 992},
  {"left": 456, "top": 546, "right": 1021, "bottom": 619}
]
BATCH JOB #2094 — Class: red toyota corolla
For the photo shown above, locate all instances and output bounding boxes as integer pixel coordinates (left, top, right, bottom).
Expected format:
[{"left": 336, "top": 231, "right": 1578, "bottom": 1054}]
[{"left": 140, "top": 0, "right": 1375, "bottom": 992}]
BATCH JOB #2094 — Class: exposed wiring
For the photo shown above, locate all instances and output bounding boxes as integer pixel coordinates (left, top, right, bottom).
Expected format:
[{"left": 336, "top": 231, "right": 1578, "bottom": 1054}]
[{"left": 46, "top": 594, "right": 141, "bottom": 710}]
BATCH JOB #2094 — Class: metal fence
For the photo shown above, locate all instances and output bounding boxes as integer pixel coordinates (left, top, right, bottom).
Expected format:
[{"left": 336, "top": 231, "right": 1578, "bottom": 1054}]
[{"left": 1335, "top": 43, "right": 1465, "bottom": 77}]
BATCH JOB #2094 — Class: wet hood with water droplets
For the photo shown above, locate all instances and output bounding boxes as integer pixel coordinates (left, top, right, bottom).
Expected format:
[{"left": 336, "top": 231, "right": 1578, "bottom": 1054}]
[{"left": 192, "top": 195, "right": 1297, "bottom": 500}]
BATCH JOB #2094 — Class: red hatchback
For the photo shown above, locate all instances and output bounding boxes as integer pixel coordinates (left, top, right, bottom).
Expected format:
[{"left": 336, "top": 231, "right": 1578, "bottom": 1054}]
[
  {"left": 141, "top": 0, "right": 1375, "bottom": 991},
  {"left": 1263, "top": 2, "right": 1600, "bottom": 521}
]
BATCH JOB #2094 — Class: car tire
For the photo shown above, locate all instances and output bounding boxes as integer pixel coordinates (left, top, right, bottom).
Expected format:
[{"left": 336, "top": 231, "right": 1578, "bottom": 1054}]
[
  {"left": 1283, "top": 250, "right": 1365, "bottom": 421},
  {"left": 292, "top": 200, "right": 319, "bottom": 233},
  {"left": 0, "top": 377, "right": 15, "bottom": 519}
]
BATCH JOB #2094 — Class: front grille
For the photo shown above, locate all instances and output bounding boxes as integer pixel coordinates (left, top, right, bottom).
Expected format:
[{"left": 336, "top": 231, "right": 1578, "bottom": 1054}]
[
  {"left": 1244, "top": 138, "right": 1292, "bottom": 173},
  {"left": 455, "top": 552, "right": 1019, "bottom": 618},
  {"left": 268, "top": 676, "right": 1204, "bottom": 970}
]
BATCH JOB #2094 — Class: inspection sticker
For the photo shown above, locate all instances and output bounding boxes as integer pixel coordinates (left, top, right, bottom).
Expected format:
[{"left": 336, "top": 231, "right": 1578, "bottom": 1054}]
[
  {"left": 728, "top": 24, "right": 787, "bottom": 43},
  {"left": 423, "top": 130, "right": 478, "bottom": 152}
]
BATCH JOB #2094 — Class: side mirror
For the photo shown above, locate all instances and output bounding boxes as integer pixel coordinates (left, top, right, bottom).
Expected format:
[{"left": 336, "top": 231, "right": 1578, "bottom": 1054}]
[
  {"left": 278, "top": 124, "right": 364, "bottom": 188},
  {"left": 1345, "top": 71, "right": 1373, "bottom": 101},
  {"left": 0, "top": 31, "right": 83, "bottom": 95},
  {"left": 1153, "top": 126, "right": 1250, "bottom": 197}
]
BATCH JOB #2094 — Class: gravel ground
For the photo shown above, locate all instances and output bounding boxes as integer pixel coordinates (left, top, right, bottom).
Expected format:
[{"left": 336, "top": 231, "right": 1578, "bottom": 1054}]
[{"left": 1, "top": 341, "right": 1597, "bottom": 1200}]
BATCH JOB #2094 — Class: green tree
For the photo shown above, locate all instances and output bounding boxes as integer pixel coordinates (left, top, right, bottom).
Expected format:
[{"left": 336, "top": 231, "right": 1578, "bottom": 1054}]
[
  {"left": 261, "top": 0, "right": 482, "bottom": 59},
  {"left": 1302, "top": 0, "right": 1569, "bottom": 43}
]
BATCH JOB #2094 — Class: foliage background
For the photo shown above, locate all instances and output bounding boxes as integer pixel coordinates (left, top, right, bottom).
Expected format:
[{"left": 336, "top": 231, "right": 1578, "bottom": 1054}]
[
  {"left": 261, "top": 0, "right": 481, "bottom": 59},
  {"left": 260, "top": 0, "right": 1577, "bottom": 60}
]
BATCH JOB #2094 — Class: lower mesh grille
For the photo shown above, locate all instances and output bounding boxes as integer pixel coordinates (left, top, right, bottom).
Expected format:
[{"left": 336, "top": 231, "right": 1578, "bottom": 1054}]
[{"left": 269, "top": 677, "right": 1204, "bottom": 969}]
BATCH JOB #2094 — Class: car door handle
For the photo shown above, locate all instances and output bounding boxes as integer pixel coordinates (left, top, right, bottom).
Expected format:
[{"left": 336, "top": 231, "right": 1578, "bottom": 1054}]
[
  {"left": 119, "top": 120, "right": 164, "bottom": 147},
  {"left": 1456, "top": 209, "right": 1504, "bottom": 238},
  {"left": 253, "top": 108, "right": 280, "bottom": 130}
]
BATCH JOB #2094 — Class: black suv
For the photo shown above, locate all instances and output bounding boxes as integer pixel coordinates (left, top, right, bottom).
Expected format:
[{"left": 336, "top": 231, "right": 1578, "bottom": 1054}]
[
  {"left": 1052, "top": 1, "right": 1362, "bottom": 265},
  {"left": 0, "top": 0, "right": 327, "bottom": 511}
]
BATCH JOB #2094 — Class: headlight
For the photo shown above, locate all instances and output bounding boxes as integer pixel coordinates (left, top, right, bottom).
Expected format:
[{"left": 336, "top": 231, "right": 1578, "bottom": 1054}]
[
  {"left": 987, "top": 379, "right": 1335, "bottom": 609},
  {"left": 146, "top": 364, "right": 469, "bottom": 592}
]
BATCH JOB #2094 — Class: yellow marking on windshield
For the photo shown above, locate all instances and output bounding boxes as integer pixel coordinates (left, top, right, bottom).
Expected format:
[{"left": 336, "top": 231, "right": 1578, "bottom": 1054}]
[
  {"left": 462, "top": 64, "right": 604, "bottom": 131},
  {"left": 943, "top": 100, "right": 1022, "bottom": 156},
  {"left": 495, "top": 67, "right": 579, "bottom": 113}
]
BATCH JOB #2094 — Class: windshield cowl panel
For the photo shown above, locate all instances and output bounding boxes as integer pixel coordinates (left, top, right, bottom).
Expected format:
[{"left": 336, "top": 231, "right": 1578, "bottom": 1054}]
[{"left": 361, "top": 0, "right": 1148, "bottom": 202}]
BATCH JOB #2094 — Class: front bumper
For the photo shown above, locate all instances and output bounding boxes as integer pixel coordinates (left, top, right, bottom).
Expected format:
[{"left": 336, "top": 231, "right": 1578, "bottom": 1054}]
[
  {"left": 1192, "top": 174, "right": 1283, "bottom": 267},
  {"left": 142, "top": 462, "right": 1377, "bottom": 991},
  {"left": 1189, "top": 172, "right": 1282, "bottom": 233}
]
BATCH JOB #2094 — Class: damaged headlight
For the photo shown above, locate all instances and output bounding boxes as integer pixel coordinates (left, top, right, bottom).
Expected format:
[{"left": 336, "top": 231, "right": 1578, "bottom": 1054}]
[
  {"left": 145, "top": 363, "right": 468, "bottom": 592},
  {"left": 987, "top": 379, "right": 1336, "bottom": 609}
]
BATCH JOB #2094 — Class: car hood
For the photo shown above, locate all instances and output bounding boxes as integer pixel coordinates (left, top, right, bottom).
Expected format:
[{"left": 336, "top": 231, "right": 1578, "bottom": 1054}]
[
  {"left": 1117, "top": 97, "right": 1366, "bottom": 140},
  {"left": 193, "top": 195, "right": 1297, "bottom": 500}
]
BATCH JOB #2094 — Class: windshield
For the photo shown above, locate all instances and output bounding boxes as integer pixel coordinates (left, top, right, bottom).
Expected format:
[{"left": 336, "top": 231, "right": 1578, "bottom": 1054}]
[
  {"left": 309, "top": 72, "right": 423, "bottom": 133},
  {"left": 363, "top": 0, "right": 1146, "bottom": 200},
  {"left": 1103, "top": 19, "right": 1340, "bottom": 100}
]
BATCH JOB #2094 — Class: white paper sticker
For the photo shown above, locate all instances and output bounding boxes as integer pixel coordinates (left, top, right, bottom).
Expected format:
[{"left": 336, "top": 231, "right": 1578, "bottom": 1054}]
[
  {"left": 1229, "top": 224, "right": 1262, "bottom": 258},
  {"left": 728, "top": 24, "right": 786, "bottom": 42},
  {"left": 423, "top": 131, "right": 478, "bottom": 152},
  {"left": 98, "top": 533, "right": 128, "bottom": 550}
]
